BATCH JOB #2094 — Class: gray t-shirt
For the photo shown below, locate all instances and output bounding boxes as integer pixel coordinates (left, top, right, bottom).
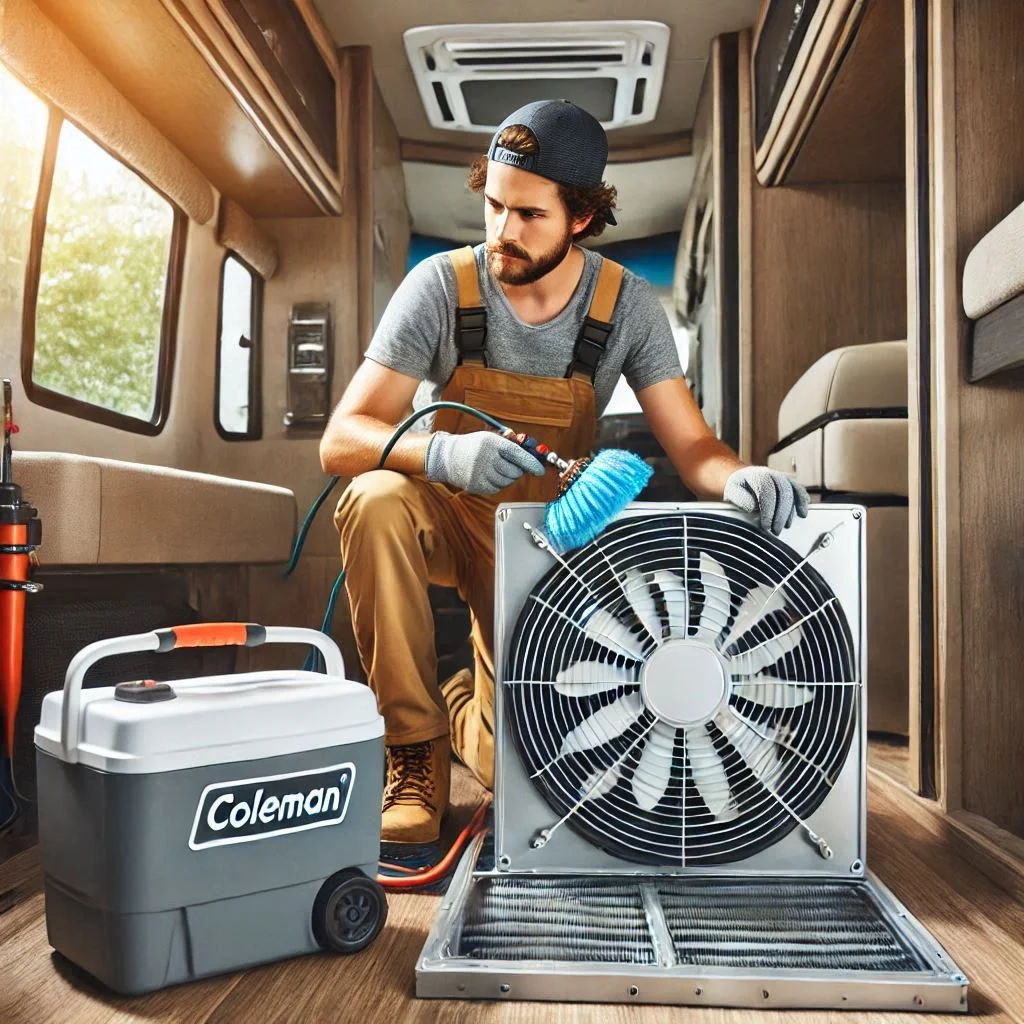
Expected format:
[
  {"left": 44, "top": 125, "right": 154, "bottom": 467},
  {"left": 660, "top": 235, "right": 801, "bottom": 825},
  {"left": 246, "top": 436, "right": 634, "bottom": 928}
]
[{"left": 365, "top": 244, "right": 682, "bottom": 421}]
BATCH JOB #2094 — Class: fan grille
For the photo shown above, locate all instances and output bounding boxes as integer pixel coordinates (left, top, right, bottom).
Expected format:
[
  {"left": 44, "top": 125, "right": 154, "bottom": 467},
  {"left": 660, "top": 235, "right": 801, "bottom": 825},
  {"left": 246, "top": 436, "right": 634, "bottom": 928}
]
[
  {"left": 458, "top": 878, "right": 656, "bottom": 963},
  {"left": 504, "top": 511, "right": 858, "bottom": 865},
  {"left": 657, "top": 881, "right": 922, "bottom": 971},
  {"left": 456, "top": 876, "right": 922, "bottom": 973}
]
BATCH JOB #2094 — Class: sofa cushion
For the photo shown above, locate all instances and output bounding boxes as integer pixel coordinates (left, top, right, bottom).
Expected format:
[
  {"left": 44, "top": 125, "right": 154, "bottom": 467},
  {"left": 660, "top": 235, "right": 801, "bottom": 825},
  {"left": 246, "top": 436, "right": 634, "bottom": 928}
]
[
  {"left": 777, "top": 340, "right": 907, "bottom": 441},
  {"left": 12, "top": 452, "right": 295, "bottom": 566},
  {"left": 963, "top": 200, "right": 1024, "bottom": 319}
]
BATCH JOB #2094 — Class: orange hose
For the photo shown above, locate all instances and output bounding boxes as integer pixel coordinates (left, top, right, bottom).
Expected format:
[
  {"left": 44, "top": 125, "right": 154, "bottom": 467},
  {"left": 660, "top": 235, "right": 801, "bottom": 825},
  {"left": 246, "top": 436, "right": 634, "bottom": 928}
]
[
  {"left": 0, "top": 523, "right": 27, "bottom": 756},
  {"left": 377, "top": 795, "right": 492, "bottom": 891}
]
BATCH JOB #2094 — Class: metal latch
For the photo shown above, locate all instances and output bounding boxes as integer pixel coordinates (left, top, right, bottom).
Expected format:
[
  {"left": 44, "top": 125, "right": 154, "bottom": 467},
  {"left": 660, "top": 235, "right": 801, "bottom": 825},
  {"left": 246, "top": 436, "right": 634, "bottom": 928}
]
[{"left": 285, "top": 302, "right": 332, "bottom": 428}]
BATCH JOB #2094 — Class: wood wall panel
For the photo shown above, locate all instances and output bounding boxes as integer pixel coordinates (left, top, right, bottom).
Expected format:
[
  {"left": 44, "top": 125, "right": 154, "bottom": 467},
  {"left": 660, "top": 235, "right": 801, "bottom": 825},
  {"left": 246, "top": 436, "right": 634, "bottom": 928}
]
[
  {"left": 749, "top": 180, "right": 906, "bottom": 465},
  {"left": 951, "top": 0, "right": 1024, "bottom": 839},
  {"left": 373, "top": 75, "right": 411, "bottom": 330}
]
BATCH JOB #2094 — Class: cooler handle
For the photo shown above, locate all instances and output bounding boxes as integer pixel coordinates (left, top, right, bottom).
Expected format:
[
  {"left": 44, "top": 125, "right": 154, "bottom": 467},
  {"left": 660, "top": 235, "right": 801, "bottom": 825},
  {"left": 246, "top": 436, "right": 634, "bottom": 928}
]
[{"left": 59, "top": 624, "right": 344, "bottom": 765}]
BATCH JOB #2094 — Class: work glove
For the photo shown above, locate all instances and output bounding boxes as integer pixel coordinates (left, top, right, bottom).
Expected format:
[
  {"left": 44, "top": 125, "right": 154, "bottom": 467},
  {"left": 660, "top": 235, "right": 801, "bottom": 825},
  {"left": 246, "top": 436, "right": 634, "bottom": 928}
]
[
  {"left": 724, "top": 466, "right": 810, "bottom": 536},
  {"left": 425, "top": 430, "right": 545, "bottom": 496}
]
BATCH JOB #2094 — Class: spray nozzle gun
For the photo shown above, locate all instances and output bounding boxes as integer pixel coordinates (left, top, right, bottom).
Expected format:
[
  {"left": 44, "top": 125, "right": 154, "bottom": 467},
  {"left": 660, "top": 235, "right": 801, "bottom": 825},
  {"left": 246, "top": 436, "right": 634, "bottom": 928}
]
[{"left": 500, "top": 428, "right": 571, "bottom": 474}]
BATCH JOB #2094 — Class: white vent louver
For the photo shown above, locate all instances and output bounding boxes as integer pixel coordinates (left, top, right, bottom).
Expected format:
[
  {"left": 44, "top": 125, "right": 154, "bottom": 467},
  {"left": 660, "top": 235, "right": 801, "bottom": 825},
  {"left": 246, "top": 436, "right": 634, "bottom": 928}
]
[{"left": 403, "top": 22, "right": 670, "bottom": 133}]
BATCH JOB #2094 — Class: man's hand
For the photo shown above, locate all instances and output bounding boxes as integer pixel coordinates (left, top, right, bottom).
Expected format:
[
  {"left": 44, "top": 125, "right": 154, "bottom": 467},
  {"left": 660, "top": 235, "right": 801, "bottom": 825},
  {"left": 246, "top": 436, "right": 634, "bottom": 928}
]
[
  {"left": 425, "top": 431, "right": 545, "bottom": 495},
  {"left": 724, "top": 466, "right": 810, "bottom": 535}
]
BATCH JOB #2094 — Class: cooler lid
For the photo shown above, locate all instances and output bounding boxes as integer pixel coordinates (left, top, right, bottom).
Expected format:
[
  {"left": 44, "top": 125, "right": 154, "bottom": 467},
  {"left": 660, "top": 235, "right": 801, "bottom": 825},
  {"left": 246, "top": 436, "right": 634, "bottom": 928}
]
[{"left": 35, "top": 669, "right": 383, "bottom": 774}]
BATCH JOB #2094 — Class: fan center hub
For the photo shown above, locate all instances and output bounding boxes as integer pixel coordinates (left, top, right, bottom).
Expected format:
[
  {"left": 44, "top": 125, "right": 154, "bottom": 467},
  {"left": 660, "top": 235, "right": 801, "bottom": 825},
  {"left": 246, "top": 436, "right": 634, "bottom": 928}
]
[{"left": 640, "top": 640, "right": 730, "bottom": 726}]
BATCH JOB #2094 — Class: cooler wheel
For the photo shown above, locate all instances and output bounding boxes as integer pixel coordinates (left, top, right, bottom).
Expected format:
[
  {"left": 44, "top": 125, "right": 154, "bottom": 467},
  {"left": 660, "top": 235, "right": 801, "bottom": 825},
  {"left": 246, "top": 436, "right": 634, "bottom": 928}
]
[{"left": 313, "top": 869, "right": 388, "bottom": 954}]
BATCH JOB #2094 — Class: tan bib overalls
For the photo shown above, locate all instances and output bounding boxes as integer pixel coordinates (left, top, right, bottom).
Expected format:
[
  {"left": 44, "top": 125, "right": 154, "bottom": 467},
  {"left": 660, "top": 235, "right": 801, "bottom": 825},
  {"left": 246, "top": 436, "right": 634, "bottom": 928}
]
[{"left": 334, "top": 246, "right": 623, "bottom": 788}]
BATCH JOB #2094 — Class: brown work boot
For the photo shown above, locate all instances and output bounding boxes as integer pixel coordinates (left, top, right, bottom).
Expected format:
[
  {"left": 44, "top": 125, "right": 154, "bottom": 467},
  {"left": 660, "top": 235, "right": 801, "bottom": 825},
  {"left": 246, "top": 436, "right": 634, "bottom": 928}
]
[{"left": 380, "top": 736, "right": 450, "bottom": 848}]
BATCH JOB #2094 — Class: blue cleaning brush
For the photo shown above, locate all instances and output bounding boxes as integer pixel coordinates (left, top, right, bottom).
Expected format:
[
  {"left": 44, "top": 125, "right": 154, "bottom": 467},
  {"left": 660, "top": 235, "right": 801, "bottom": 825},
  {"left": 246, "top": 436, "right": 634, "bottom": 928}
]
[{"left": 500, "top": 429, "right": 653, "bottom": 553}]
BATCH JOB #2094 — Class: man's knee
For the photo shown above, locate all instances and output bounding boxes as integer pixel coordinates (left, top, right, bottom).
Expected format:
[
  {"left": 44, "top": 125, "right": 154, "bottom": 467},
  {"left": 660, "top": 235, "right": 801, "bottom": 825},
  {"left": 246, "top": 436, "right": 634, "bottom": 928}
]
[{"left": 334, "top": 470, "right": 422, "bottom": 537}]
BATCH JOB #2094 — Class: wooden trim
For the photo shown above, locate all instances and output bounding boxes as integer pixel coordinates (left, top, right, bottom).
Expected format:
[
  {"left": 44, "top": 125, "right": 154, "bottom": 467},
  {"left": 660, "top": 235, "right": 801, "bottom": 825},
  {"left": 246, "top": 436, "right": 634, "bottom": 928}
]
[
  {"left": 159, "top": 0, "right": 342, "bottom": 215},
  {"left": 713, "top": 36, "right": 741, "bottom": 454},
  {"left": 869, "top": 765, "right": 1024, "bottom": 906},
  {"left": 967, "top": 292, "right": 1024, "bottom": 381},
  {"left": 204, "top": 1, "right": 339, "bottom": 181},
  {"left": 20, "top": 110, "right": 184, "bottom": 436},
  {"left": 904, "top": 0, "right": 924, "bottom": 796},
  {"left": 292, "top": 0, "right": 339, "bottom": 79},
  {"left": 339, "top": 47, "right": 375, "bottom": 353},
  {"left": 399, "top": 132, "right": 692, "bottom": 168},
  {"left": 754, "top": 0, "right": 856, "bottom": 182},
  {"left": 948, "top": 810, "right": 1024, "bottom": 906},
  {"left": 772, "top": 1, "right": 868, "bottom": 184},
  {"left": 737, "top": 29, "right": 754, "bottom": 465},
  {"left": 929, "top": 0, "right": 962, "bottom": 813}
]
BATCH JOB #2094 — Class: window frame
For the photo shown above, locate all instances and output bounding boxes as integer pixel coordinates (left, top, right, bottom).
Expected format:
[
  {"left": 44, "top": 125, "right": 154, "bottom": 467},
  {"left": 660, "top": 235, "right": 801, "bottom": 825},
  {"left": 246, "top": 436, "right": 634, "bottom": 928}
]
[
  {"left": 214, "top": 250, "right": 264, "bottom": 442},
  {"left": 20, "top": 107, "right": 186, "bottom": 436}
]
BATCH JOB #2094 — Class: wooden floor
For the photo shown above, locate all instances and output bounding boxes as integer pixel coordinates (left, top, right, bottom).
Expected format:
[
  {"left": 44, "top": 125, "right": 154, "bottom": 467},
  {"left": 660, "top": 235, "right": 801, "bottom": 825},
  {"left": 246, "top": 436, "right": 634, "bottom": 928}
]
[{"left": 2, "top": 748, "right": 1024, "bottom": 1024}]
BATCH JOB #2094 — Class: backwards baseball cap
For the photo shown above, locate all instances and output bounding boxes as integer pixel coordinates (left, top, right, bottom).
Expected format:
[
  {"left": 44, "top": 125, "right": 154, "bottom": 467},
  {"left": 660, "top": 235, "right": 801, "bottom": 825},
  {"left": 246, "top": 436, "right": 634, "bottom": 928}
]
[{"left": 488, "top": 99, "right": 617, "bottom": 225}]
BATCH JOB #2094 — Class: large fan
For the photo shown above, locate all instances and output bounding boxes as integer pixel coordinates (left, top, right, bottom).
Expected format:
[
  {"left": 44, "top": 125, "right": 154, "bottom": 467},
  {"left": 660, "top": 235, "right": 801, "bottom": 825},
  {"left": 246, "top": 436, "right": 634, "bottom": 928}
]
[{"left": 503, "top": 510, "right": 858, "bottom": 866}]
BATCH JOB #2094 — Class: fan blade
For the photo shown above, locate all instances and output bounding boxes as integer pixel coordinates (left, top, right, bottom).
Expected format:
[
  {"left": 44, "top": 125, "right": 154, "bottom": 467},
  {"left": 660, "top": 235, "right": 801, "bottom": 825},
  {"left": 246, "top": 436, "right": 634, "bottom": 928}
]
[
  {"left": 684, "top": 725, "right": 738, "bottom": 821},
  {"left": 728, "top": 623, "right": 804, "bottom": 676},
  {"left": 722, "top": 583, "right": 787, "bottom": 653},
  {"left": 693, "top": 553, "right": 731, "bottom": 644},
  {"left": 731, "top": 673, "right": 814, "bottom": 709},
  {"left": 630, "top": 722, "right": 677, "bottom": 811},
  {"left": 558, "top": 691, "right": 645, "bottom": 758},
  {"left": 652, "top": 570, "right": 690, "bottom": 638},
  {"left": 584, "top": 606, "right": 646, "bottom": 660},
  {"left": 714, "top": 710, "right": 784, "bottom": 784},
  {"left": 555, "top": 660, "right": 638, "bottom": 697},
  {"left": 578, "top": 765, "right": 622, "bottom": 804},
  {"left": 623, "top": 568, "right": 661, "bottom": 643}
]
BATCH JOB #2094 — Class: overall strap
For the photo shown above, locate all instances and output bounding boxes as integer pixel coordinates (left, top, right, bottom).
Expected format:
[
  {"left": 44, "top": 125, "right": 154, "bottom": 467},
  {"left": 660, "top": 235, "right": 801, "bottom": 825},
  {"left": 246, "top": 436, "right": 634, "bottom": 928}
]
[
  {"left": 449, "top": 246, "right": 487, "bottom": 366},
  {"left": 568, "top": 257, "right": 624, "bottom": 382}
]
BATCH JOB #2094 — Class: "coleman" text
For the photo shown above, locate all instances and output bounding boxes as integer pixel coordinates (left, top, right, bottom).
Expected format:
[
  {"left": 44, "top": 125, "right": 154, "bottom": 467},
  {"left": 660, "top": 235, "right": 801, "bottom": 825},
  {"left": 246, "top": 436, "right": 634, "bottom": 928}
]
[{"left": 189, "top": 762, "right": 356, "bottom": 850}]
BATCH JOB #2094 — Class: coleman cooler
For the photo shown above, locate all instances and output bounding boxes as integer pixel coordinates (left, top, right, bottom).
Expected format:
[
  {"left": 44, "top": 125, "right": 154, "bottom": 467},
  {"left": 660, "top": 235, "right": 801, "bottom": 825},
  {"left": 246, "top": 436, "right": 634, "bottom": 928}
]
[{"left": 34, "top": 623, "right": 386, "bottom": 995}]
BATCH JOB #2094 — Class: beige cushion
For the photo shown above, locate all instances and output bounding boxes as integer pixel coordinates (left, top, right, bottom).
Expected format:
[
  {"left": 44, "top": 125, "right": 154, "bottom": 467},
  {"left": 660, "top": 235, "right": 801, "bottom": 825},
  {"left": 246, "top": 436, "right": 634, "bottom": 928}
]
[
  {"left": 963, "top": 200, "right": 1024, "bottom": 319},
  {"left": 767, "top": 430, "right": 821, "bottom": 489},
  {"left": 822, "top": 419, "right": 907, "bottom": 496},
  {"left": 778, "top": 341, "right": 907, "bottom": 441},
  {"left": 767, "top": 419, "right": 907, "bottom": 495},
  {"left": 13, "top": 452, "right": 295, "bottom": 567}
]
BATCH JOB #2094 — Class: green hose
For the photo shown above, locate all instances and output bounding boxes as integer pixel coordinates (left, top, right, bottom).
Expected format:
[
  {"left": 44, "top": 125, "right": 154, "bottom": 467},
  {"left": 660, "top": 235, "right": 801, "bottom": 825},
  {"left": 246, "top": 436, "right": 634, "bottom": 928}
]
[{"left": 286, "top": 401, "right": 510, "bottom": 672}]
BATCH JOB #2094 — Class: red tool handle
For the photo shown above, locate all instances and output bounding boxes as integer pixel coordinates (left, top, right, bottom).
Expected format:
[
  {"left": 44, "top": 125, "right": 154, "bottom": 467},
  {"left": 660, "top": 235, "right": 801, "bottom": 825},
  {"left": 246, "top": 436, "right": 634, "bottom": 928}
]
[
  {"left": 0, "top": 522, "right": 27, "bottom": 756},
  {"left": 154, "top": 622, "right": 267, "bottom": 652}
]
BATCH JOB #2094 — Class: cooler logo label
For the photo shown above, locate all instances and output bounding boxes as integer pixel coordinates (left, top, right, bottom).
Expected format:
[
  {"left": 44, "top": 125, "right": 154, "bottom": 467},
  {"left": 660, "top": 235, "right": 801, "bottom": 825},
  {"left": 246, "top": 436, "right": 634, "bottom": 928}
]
[{"left": 188, "top": 762, "right": 356, "bottom": 850}]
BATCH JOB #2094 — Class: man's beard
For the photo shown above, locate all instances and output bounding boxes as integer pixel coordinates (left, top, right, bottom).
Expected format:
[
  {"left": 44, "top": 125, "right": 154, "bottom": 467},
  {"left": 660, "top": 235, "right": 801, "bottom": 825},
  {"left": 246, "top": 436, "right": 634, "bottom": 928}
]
[{"left": 487, "top": 225, "right": 574, "bottom": 285}]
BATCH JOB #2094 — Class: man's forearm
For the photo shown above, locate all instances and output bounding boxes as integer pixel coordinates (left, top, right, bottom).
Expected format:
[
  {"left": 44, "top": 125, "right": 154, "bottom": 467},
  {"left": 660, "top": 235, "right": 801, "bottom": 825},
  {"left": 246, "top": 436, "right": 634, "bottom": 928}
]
[
  {"left": 670, "top": 435, "right": 745, "bottom": 500},
  {"left": 319, "top": 414, "right": 432, "bottom": 478}
]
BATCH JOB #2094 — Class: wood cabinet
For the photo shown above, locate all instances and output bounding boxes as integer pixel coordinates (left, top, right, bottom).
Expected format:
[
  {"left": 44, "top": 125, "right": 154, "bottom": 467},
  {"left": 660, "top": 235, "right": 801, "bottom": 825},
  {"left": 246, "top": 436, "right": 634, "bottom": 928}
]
[
  {"left": 160, "top": 0, "right": 343, "bottom": 214},
  {"left": 752, "top": 0, "right": 904, "bottom": 186}
]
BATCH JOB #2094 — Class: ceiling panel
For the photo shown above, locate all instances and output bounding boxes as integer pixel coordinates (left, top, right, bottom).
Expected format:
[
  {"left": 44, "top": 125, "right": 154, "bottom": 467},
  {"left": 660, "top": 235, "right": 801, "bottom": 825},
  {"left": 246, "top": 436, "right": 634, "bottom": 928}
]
[
  {"left": 318, "top": 0, "right": 760, "bottom": 142},
  {"left": 404, "top": 155, "right": 694, "bottom": 245}
]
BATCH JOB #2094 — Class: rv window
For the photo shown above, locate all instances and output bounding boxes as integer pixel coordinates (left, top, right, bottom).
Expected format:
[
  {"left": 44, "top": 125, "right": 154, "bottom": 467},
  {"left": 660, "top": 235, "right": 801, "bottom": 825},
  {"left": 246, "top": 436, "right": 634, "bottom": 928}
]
[
  {"left": 0, "top": 65, "right": 48, "bottom": 359},
  {"left": 216, "top": 253, "right": 262, "bottom": 440},
  {"left": 26, "top": 118, "right": 182, "bottom": 433}
]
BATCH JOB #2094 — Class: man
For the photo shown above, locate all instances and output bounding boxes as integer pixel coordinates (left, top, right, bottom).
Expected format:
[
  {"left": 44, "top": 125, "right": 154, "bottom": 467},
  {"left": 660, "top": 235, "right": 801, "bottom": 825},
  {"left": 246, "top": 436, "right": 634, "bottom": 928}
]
[{"left": 319, "top": 99, "right": 808, "bottom": 855}]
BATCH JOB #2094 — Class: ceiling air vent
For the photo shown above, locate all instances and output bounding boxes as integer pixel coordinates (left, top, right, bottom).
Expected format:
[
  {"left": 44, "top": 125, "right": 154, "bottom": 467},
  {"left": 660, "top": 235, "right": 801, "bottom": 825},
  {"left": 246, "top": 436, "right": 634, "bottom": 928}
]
[{"left": 403, "top": 22, "right": 670, "bottom": 133}]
